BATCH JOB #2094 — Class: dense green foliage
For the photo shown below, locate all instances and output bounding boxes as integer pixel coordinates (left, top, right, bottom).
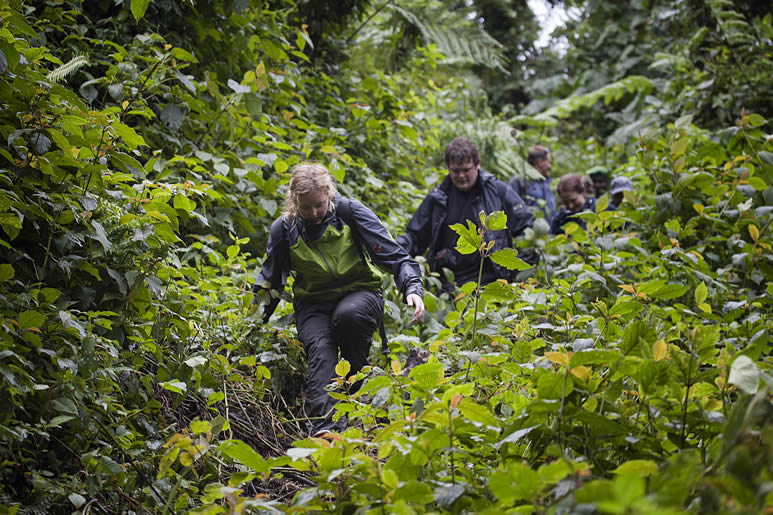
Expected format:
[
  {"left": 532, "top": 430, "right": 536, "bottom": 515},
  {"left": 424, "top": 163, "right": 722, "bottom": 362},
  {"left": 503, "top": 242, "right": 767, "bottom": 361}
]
[{"left": 1, "top": 0, "right": 771, "bottom": 512}]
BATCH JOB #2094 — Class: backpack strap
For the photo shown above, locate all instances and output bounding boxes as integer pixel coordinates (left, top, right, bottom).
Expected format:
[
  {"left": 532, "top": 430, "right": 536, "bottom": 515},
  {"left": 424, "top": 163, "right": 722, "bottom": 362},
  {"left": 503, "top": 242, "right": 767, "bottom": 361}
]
[
  {"left": 335, "top": 197, "right": 390, "bottom": 356},
  {"left": 335, "top": 197, "right": 368, "bottom": 267}
]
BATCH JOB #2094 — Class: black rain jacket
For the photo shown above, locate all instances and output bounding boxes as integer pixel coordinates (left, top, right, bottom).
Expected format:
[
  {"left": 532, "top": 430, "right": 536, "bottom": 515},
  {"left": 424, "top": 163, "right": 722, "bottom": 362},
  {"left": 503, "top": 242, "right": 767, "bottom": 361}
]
[{"left": 396, "top": 169, "right": 536, "bottom": 283}]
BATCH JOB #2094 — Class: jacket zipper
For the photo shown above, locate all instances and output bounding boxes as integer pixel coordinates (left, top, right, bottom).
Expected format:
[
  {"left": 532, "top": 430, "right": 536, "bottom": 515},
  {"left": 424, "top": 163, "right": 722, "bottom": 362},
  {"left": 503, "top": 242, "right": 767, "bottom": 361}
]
[{"left": 303, "top": 225, "right": 339, "bottom": 282}]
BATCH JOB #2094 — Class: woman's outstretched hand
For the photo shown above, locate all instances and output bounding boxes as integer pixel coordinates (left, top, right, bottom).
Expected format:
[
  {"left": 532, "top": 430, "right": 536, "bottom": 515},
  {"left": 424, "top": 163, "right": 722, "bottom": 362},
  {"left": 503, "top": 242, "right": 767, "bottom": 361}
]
[{"left": 406, "top": 293, "right": 425, "bottom": 322}]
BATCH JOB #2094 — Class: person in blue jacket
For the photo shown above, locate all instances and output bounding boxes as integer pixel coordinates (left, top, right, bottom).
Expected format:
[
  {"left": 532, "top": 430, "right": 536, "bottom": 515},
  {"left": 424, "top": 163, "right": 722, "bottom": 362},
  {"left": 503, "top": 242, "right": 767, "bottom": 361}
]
[
  {"left": 253, "top": 163, "right": 424, "bottom": 434},
  {"left": 508, "top": 145, "right": 557, "bottom": 220},
  {"left": 397, "top": 137, "right": 536, "bottom": 291},
  {"left": 550, "top": 173, "right": 597, "bottom": 234}
]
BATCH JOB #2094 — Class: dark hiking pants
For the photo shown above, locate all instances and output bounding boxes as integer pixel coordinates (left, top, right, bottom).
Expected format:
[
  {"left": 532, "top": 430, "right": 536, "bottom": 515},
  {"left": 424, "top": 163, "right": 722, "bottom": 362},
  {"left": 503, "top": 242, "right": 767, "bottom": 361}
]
[{"left": 294, "top": 289, "right": 384, "bottom": 433}]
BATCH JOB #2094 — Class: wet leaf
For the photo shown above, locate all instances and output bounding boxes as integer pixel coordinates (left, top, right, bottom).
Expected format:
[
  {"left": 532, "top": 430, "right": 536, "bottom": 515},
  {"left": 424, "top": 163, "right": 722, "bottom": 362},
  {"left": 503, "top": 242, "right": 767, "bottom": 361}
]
[
  {"left": 728, "top": 356, "right": 759, "bottom": 394},
  {"left": 219, "top": 440, "right": 268, "bottom": 473}
]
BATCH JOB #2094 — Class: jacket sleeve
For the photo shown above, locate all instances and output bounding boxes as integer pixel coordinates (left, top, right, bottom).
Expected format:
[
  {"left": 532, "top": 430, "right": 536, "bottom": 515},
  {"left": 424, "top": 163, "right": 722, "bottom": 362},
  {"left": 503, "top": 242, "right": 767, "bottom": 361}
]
[
  {"left": 395, "top": 194, "right": 434, "bottom": 257},
  {"left": 348, "top": 199, "right": 424, "bottom": 300},
  {"left": 550, "top": 210, "right": 567, "bottom": 235},
  {"left": 252, "top": 217, "right": 290, "bottom": 322},
  {"left": 503, "top": 184, "right": 535, "bottom": 237}
]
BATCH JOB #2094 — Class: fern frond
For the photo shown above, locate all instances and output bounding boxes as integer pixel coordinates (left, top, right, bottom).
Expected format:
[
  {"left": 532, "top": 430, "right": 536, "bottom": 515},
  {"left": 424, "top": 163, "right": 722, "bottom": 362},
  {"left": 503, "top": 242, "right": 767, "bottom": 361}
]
[
  {"left": 389, "top": 4, "right": 508, "bottom": 72},
  {"left": 708, "top": 0, "right": 755, "bottom": 47},
  {"left": 508, "top": 113, "right": 559, "bottom": 128},
  {"left": 534, "top": 75, "right": 654, "bottom": 120},
  {"left": 650, "top": 52, "right": 691, "bottom": 72},
  {"left": 688, "top": 27, "right": 709, "bottom": 51},
  {"left": 607, "top": 115, "right": 657, "bottom": 146},
  {"left": 47, "top": 54, "right": 89, "bottom": 83}
]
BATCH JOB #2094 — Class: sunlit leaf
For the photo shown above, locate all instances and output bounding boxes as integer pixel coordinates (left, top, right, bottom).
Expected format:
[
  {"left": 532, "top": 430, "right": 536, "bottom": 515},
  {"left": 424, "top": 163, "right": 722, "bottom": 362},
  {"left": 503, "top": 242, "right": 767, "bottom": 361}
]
[
  {"left": 671, "top": 134, "right": 689, "bottom": 158},
  {"left": 485, "top": 210, "right": 507, "bottom": 231},
  {"left": 335, "top": 359, "right": 351, "bottom": 378},
  {"left": 570, "top": 365, "right": 590, "bottom": 381},
  {"left": 545, "top": 351, "right": 569, "bottom": 368},
  {"left": 111, "top": 121, "right": 146, "bottom": 150},
  {"left": 130, "top": 0, "right": 149, "bottom": 21},
  {"left": 409, "top": 362, "right": 444, "bottom": 389},
  {"left": 0, "top": 263, "right": 14, "bottom": 282},
  {"left": 694, "top": 282, "right": 708, "bottom": 305},
  {"left": 451, "top": 220, "right": 481, "bottom": 255},
  {"left": 653, "top": 339, "right": 667, "bottom": 361},
  {"left": 748, "top": 224, "right": 759, "bottom": 241},
  {"left": 537, "top": 370, "right": 572, "bottom": 399}
]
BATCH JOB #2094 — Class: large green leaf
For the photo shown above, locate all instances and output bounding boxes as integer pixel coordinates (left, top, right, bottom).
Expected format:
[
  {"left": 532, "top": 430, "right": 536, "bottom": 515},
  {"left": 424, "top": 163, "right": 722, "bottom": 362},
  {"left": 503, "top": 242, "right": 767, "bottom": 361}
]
[
  {"left": 409, "top": 362, "right": 445, "bottom": 389},
  {"left": 489, "top": 463, "right": 541, "bottom": 503},
  {"left": 451, "top": 220, "right": 481, "bottom": 255},
  {"left": 219, "top": 440, "right": 268, "bottom": 473},
  {"left": 537, "top": 370, "right": 572, "bottom": 400},
  {"left": 485, "top": 210, "right": 507, "bottom": 231},
  {"left": 728, "top": 356, "right": 759, "bottom": 394},
  {"left": 570, "top": 349, "right": 620, "bottom": 368},
  {"left": 0, "top": 263, "right": 14, "bottom": 282},
  {"left": 490, "top": 248, "right": 531, "bottom": 270},
  {"left": 130, "top": 0, "right": 150, "bottom": 21},
  {"left": 19, "top": 310, "right": 45, "bottom": 330},
  {"left": 458, "top": 398, "right": 500, "bottom": 429},
  {"left": 393, "top": 481, "right": 433, "bottom": 504}
]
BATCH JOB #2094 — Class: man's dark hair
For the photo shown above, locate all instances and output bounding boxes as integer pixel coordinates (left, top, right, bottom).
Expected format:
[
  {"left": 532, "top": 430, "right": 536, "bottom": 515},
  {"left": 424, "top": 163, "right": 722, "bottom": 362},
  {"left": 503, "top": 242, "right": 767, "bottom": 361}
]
[
  {"left": 527, "top": 145, "right": 550, "bottom": 166},
  {"left": 445, "top": 137, "right": 480, "bottom": 166},
  {"left": 557, "top": 173, "right": 586, "bottom": 195}
]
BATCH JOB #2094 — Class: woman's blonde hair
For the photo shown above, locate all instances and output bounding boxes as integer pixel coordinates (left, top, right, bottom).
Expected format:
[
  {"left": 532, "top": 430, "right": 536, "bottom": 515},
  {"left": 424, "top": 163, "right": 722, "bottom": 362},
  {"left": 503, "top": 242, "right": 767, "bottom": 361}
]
[{"left": 283, "top": 163, "right": 337, "bottom": 218}]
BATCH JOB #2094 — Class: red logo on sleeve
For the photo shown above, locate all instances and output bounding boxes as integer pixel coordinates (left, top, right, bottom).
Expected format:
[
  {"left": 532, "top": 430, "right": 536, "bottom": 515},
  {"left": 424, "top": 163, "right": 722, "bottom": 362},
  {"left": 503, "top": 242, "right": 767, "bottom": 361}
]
[{"left": 372, "top": 244, "right": 383, "bottom": 253}]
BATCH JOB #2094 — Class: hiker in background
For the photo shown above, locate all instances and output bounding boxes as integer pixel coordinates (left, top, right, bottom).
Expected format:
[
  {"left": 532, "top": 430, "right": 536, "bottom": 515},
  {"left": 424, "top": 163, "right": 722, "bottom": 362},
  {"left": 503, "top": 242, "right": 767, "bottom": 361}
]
[
  {"left": 550, "top": 173, "right": 597, "bottom": 234},
  {"left": 253, "top": 163, "right": 424, "bottom": 435},
  {"left": 508, "top": 145, "right": 556, "bottom": 220},
  {"left": 587, "top": 166, "right": 611, "bottom": 197},
  {"left": 609, "top": 176, "right": 634, "bottom": 209},
  {"left": 583, "top": 175, "right": 595, "bottom": 197},
  {"left": 398, "top": 137, "right": 535, "bottom": 292}
]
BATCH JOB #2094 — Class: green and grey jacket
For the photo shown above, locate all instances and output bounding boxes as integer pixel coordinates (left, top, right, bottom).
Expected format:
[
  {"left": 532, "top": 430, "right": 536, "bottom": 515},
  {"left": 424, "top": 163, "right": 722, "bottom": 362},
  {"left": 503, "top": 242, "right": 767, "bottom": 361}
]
[{"left": 254, "top": 194, "right": 423, "bottom": 322}]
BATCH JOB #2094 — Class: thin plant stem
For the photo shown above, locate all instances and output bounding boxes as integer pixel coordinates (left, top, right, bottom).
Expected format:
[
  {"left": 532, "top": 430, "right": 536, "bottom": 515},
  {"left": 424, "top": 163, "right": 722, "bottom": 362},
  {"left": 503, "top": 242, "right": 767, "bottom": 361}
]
[{"left": 470, "top": 244, "right": 485, "bottom": 347}]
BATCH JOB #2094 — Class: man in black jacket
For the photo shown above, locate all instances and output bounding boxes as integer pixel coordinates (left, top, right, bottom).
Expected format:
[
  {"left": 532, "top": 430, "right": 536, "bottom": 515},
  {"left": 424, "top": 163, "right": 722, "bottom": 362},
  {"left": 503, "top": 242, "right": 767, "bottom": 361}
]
[{"left": 397, "top": 138, "right": 536, "bottom": 291}]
